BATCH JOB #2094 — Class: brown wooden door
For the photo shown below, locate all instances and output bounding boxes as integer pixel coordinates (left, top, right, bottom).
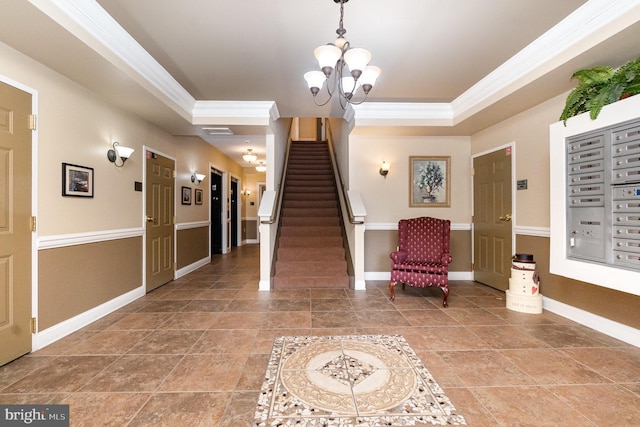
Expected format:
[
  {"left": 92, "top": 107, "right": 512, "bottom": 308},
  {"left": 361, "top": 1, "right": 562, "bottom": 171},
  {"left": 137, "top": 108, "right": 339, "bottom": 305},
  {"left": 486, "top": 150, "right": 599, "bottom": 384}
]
[
  {"left": 145, "top": 151, "right": 174, "bottom": 292},
  {"left": 0, "top": 82, "right": 32, "bottom": 365},
  {"left": 473, "top": 148, "right": 512, "bottom": 291}
]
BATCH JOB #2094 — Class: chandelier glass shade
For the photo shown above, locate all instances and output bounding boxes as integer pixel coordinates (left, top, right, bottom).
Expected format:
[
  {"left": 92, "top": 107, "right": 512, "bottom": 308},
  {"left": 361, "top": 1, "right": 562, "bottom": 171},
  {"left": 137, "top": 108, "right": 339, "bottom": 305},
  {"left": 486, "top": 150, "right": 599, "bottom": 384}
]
[
  {"left": 255, "top": 161, "right": 267, "bottom": 173},
  {"left": 304, "top": 0, "right": 381, "bottom": 108},
  {"left": 242, "top": 148, "right": 257, "bottom": 163}
]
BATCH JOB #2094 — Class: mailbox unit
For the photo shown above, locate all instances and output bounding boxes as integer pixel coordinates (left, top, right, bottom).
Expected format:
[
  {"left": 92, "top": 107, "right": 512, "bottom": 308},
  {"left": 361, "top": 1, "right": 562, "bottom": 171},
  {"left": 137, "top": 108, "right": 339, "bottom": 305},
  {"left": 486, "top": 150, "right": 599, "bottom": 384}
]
[{"left": 567, "top": 118, "right": 640, "bottom": 271}]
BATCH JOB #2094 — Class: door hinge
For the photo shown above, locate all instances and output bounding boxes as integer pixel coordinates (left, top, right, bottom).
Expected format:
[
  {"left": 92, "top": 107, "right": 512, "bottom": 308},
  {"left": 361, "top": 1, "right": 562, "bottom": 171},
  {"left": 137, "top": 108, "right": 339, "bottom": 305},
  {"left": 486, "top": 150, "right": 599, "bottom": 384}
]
[
  {"left": 30, "top": 317, "right": 37, "bottom": 334},
  {"left": 172, "top": 170, "right": 177, "bottom": 178},
  {"left": 173, "top": 262, "right": 177, "bottom": 270},
  {"left": 173, "top": 216, "right": 176, "bottom": 225},
  {"left": 471, "top": 167, "right": 475, "bottom": 176},
  {"left": 471, "top": 263, "right": 474, "bottom": 271},
  {"left": 28, "top": 114, "right": 37, "bottom": 130},
  {"left": 30, "top": 216, "right": 36, "bottom": 232}
]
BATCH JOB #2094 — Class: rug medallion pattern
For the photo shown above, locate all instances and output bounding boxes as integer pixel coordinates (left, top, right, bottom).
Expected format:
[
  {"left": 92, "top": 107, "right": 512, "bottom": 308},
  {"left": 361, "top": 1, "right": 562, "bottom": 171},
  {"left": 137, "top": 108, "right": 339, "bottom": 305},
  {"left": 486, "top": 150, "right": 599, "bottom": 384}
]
[{"left": 254, "top": 335, "right": 466, "bottom": 426}]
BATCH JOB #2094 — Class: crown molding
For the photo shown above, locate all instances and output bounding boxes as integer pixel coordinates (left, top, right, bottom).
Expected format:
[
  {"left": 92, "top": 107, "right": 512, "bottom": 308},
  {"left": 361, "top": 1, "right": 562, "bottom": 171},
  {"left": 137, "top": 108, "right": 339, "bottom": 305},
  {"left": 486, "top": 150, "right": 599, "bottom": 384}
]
[
  {"left": 191, "top": 101, "right": 275, "bottom": 125},
  {"left": 29, "top": 0, "right": 196, "bottom": 120},
  {"left": 29, "top": 0, "right": 640, "bottom": 127},
  {"left": 450, "top": 0, "right": 640, "bottom": 124}
]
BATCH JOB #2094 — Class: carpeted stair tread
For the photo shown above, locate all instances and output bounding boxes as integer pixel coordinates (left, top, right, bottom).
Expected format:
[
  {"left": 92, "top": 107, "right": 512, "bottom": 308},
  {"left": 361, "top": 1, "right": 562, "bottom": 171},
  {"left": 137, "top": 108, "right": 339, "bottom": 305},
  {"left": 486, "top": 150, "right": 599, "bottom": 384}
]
[
  {"left": 283, "top": 200, "right": 337, "bottom": 209},
  {"left": 273, "top": 276, "right": 350, "bottom": 289},
  {"left": 277, "top": 247, "right": 345, "bottom": 261},
  {"left": 281, "top": 217, "right": 340, "bottom": 226},
  {"left": 282, "top": 208, "right": 339, "bottom": 217},
  {"left": 274, "top": 140, "right": 349, "bottom": 290},
  {"left": 280, "top": 225, "right": 341, "bottom": 236},
  {"left": 284, "top": 186, "right": 336, "bottom": 193},
  {"left": 275, "top": 260, "right": 347, "bottom": 276},
  {"left": 279, "top": 236, "right": 344, "bottom": 247},
  {"left": 285, "top": 193, "right": 336, "bottom": 201}
]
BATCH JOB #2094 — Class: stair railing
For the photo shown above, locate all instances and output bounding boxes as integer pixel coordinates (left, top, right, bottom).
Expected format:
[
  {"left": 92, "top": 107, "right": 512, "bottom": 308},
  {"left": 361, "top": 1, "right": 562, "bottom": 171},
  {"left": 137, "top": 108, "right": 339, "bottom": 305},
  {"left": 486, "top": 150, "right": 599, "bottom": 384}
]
[
  {"left": 326, "top": 120, "right": 367, "bottom": 289},
  {"left": 257, "top": 120, "right": 294, "bottom": 290}
]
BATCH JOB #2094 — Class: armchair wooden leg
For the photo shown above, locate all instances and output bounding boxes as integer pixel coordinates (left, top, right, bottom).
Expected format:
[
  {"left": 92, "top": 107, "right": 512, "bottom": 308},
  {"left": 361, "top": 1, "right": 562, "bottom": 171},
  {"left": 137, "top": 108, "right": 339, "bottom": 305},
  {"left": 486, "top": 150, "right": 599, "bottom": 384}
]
[
  {"left": 389, "top": 281, "right": 396, "bottom": 301},
  {"left": 442, "top": 285, "right": 449, "bottom": 308}
]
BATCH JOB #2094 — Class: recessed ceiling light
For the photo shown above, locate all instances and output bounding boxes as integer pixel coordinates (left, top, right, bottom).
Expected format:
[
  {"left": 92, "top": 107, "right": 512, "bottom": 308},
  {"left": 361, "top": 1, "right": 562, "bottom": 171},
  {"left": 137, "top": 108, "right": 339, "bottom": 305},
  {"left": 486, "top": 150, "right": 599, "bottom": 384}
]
[{"left": 202, "top": 127, "right": 233, "bottom": 135}]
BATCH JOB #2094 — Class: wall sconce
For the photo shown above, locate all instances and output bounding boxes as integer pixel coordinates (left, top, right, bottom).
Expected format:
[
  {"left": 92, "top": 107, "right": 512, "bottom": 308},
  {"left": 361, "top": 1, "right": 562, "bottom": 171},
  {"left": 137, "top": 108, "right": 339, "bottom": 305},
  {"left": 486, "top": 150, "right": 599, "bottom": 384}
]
[
  {"left": 107, "top": 142, "right": 134, "bottom": 167},
  {"left": 191, "top": 172, "right": 205, "bottom": 185},
  {"left": 243, "top": 189, "right": 252, "bottom": 197},
  {"left": 379, "top": 160, "right": 390, "bottom": 178}
]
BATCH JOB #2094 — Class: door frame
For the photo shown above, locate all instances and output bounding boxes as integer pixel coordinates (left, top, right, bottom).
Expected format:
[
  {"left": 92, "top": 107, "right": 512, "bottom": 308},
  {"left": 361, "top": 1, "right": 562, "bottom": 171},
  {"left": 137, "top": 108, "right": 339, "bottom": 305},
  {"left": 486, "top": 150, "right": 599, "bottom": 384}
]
[
  {"left": 0, "top": 75, "right": 40, "bottom": 351},
  {"left": 143, "top": 146, "right": 177, "bottom": 290},
  {"left": 209, "top": 163, "right": 232, "bottom": 254},
  {"left": 230, "top": 173, "right": 242, "bottom": 248},
  {"left": 471, "top": 142, "right": 516, "bottom": 281}
]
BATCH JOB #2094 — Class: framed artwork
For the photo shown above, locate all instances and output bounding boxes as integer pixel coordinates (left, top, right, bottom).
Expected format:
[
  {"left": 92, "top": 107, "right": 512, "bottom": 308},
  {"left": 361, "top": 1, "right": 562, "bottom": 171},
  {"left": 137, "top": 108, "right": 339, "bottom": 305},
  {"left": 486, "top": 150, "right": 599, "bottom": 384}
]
[
  {"left": 409, "top": 156, "right": 450, "bottom": 207},
  {"left": 181, "top": 186, "right": 191, "bottom": 205},
  {"left": 195, "top": 188, "right": 203, "bottom": 205},
  {"left": 62, "top": 163, "right": 94, "bottom": 197}
]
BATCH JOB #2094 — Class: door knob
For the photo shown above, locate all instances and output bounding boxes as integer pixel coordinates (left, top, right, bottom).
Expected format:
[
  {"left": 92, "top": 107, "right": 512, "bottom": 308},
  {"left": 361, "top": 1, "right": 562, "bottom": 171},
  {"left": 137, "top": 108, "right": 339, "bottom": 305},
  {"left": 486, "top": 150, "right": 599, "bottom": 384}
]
[
  {"left": 499, "top": 214, "right": 512, "bottom": 221},
  {"left": 146, "top": 216, "right": 156, "bottom": 222}
]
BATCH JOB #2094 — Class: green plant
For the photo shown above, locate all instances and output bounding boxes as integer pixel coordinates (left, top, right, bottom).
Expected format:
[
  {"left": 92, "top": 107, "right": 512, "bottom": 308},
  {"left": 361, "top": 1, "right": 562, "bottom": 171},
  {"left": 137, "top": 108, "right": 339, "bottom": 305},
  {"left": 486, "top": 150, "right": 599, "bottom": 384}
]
[{"left": 560, "top": 56, "right": 640, "bottom": 124}]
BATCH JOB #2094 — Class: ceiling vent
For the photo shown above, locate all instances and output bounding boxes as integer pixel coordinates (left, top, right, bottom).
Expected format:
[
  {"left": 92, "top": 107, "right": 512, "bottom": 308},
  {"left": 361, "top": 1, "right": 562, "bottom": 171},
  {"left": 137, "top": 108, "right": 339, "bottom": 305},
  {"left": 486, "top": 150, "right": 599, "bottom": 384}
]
[{"left": 202, "top": 127, "right": 234, "bottom": 135}]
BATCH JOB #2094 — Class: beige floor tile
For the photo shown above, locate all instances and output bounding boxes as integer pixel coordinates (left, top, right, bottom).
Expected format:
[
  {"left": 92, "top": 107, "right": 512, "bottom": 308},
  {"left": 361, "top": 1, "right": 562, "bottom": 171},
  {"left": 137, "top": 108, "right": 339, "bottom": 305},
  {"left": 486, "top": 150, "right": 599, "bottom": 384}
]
[
  {"left": 128, "top": 392, "right": 230, "bottom": 426},
  {"left": 79, "top": 354, "right": 182, "bottom": 392},
  {"left": 502, "top": 348, "right": 611, "bottom": 385},
  {"left": 550, "top": 384, "right": 640, "bottom": 426},
  {"left": 438, "top": 350, "right": 536, "bottom": 387},
  {"left": 560, "top": 347, "right": 640, "bottom": 383},
  {"left": 471, "top": 386, "right": 595, "bottom": 426},
  {"left": 190, "top": 329, "right": 258, "bottom": 354},
  {"left": 219, "top": 391, "right": 261, "bottom": 427},
  {"left": 3, "top": 356, "right": 118, "bottom": 393},
  {"left": 127, "top": 330, "right": 205, "bottom": 354},
  {"left": 158, "top": 312, "right": 218, "bottom": 329},
  {"left": 159, "top": 354, "right": 247, "bottom": 391},
  {"left": 65, "top": 392, "right": 151, "bottom": 427}
]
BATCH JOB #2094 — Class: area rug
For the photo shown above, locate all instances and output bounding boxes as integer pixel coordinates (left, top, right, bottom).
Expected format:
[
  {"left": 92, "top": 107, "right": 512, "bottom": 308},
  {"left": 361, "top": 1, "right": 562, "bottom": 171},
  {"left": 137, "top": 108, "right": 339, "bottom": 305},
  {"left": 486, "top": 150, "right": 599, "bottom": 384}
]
[{"left": 254, "top": 334, "right": 466, "bottom": 426}]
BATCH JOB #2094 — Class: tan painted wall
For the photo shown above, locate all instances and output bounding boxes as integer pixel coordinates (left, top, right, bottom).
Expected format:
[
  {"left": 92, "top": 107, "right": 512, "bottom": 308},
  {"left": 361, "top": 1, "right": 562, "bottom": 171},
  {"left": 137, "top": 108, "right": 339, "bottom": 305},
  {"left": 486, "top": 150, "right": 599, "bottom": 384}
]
[
  {"left": 349, "top": 135, "right": 471, "bottom": 224},
  {"left": 177, "top": 227, "right": 209, "bottom": 269},
  {"left": 38, "top": 238, "right": 142, "bottom": 330},
  {"left": 1, "top": 41, "right": 249, "bottom": 332},
  {"left": 365, "top": 230, "right": 471, "bottom": 273},
  {"left": 472, "top": 93, "right": 639, "bottom": 329},
  {"left": 471, "top": 95, "right": 566, "bottom": 228}
]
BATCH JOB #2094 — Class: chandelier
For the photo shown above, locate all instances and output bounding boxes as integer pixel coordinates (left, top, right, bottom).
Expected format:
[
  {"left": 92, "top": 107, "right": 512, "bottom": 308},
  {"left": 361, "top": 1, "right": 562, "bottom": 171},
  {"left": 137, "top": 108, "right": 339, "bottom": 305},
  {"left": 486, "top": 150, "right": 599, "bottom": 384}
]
[
  {"left": 303, "top": 0, "right": 381, "bottom": 108},
  {"left": 242, "top": 148, "right": 257, "bottom": 163}
]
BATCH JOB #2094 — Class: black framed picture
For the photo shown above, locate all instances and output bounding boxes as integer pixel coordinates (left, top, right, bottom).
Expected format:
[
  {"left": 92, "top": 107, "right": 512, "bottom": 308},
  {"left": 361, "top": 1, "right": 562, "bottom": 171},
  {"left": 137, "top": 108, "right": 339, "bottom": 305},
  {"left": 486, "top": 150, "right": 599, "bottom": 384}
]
[
  {"left": 195, "top": 188, "right": 203, "bottom": 205},
  {"left": 62, "top": 163, "right": 94, "bottom": 197},
  {"left": 181, "top": 186, "right": 191, "bottom": 205}
]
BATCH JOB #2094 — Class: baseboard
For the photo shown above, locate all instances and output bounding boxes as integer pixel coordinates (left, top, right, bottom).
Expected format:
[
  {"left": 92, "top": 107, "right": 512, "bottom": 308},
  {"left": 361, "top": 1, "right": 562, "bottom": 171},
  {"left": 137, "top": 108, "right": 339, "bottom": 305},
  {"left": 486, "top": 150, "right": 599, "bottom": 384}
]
[
  {"left": 35, "top": 286, "right": 145, "bottom": 350},
  {"left": 176, "top": 256, "right": 211, "bottom": 279},
  {"left": 543, "top": 296, "right": 640, "bottom": 348},
  {"left": 364, "top": 271, "right": 472, "bottom": 281}
]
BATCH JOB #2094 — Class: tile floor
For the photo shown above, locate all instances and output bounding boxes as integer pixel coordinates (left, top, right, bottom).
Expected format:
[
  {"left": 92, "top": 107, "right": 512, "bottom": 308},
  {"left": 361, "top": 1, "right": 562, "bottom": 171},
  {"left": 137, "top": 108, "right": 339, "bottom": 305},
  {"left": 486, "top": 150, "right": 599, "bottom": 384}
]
[{"left": 1, "top": 244, "right": 640, "bottom": 426}]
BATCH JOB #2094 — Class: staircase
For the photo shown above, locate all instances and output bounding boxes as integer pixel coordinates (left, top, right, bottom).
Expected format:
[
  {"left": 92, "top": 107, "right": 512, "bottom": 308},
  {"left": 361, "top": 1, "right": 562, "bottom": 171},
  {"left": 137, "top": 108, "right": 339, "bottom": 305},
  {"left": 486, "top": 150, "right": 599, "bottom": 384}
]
[{"left": 273, "top": 140, "right": 350, "bottom": 289}]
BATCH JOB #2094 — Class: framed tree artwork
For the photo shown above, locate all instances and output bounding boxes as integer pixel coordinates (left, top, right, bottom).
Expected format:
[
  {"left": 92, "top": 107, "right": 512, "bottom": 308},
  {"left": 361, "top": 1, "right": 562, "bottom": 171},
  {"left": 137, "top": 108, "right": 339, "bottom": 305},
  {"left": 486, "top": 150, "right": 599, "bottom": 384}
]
[{"left": 409, "top": 156, "right": 450, "bottom": 207}]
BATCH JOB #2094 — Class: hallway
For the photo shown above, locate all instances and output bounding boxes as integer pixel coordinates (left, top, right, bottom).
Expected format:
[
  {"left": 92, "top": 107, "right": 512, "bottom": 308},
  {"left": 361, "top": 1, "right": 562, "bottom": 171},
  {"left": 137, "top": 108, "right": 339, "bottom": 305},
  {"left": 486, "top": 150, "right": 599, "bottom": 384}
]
[{"left": 1, "top": 244, "right": 640, "bottom": 426}]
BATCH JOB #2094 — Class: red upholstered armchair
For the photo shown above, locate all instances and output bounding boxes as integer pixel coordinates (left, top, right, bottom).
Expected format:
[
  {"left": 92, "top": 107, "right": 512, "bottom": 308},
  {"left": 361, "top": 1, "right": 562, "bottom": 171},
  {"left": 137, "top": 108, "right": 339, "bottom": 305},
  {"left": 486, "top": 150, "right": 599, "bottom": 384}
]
[{"left": 389, "top": 216, "right": 452, "bottom": 307}]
